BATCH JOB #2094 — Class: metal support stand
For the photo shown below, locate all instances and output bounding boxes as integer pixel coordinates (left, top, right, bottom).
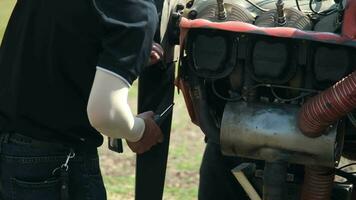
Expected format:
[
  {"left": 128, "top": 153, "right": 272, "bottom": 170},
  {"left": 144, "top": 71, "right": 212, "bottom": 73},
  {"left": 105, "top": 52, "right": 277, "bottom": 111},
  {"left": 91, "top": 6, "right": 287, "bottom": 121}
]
[{"left": 263, "top": 161, "right": 288, "bottom": 200}]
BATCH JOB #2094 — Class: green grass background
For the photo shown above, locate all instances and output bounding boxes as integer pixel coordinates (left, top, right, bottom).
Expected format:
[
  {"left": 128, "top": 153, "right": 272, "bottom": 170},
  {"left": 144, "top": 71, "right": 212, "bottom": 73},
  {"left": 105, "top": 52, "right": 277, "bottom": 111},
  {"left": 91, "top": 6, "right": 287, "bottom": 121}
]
[{"left": 0, "top": 1, "right": 205, "bottom": 199}]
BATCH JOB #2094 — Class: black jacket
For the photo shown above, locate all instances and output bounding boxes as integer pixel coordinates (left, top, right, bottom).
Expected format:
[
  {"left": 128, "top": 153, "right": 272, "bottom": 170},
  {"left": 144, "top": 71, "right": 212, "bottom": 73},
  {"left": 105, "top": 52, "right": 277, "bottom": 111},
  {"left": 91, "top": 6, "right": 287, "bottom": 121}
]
[{"left": 0, "top": 0, "right": 158, "bottom": 147}]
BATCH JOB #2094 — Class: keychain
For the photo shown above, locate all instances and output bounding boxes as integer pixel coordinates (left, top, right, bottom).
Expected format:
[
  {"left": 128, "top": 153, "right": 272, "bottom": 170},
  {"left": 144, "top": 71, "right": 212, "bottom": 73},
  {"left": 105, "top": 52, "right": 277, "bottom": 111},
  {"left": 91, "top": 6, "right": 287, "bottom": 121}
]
[{"left": 52, "top": 150, "right": 75, "bottom": 200}]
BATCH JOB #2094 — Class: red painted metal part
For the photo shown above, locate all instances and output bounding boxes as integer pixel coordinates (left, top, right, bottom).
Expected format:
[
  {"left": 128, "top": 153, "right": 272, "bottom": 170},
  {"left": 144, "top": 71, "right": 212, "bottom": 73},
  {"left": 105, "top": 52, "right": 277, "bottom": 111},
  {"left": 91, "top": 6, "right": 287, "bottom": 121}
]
[
  {"left": 343, "top": 0, "right": 356, "bottom": 40},
  {"left": 179, "top": 14, "right": 356, "bottom": 47}
]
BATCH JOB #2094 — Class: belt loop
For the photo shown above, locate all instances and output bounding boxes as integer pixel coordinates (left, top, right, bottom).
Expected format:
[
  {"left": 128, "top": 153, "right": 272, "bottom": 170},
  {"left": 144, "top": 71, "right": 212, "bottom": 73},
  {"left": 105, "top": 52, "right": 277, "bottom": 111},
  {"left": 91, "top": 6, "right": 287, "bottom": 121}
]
[{"left": 0, "top": 133, "right": 9, "bottom": 154}]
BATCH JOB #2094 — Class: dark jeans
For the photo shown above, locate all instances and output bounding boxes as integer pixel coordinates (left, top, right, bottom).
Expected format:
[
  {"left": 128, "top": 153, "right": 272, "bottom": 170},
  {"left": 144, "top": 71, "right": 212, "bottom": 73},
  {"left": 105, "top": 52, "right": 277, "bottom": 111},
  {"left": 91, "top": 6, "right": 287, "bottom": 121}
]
[
  {"left": 0, "top": 134, "right": 107, "bottom": 200},
  {"left": 198, "top": 142, "right": 249, "bottom": 200}
]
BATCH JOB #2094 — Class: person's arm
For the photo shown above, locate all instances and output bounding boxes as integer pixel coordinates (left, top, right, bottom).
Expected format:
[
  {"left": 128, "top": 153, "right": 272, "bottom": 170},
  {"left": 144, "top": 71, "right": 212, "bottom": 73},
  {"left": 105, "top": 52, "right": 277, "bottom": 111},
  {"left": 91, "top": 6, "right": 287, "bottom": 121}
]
[
  {"left": 87, "top": 69, "right": 163, "bottom": 153},
  {"left": 87, "top": 68, "right": 145, "bottom": 142},
  {"left": 91, "top": 0, "right": 159, "bottom": 84},
  {"left": 86, "top": 0, "right": 162, "bottom": 152}
]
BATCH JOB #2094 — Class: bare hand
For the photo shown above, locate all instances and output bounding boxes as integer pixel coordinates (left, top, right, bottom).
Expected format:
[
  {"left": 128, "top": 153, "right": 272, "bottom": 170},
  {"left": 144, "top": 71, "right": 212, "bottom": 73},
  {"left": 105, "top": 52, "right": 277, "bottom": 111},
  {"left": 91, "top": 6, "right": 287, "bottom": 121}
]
[
  {"left": 148, "top": 42, "right": 164, "bottom": 66},
  {"left": 126, "top": 111, "right": 163, "bottom": 154}
]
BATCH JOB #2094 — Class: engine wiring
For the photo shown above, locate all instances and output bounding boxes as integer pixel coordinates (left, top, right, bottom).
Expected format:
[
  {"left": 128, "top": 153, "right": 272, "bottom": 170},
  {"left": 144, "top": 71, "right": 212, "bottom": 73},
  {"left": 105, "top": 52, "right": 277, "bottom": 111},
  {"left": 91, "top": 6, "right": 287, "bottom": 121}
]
[
  {"left": 244, "top": 0, "right": 339, "bottom": 15},
  {"left": 309, "top": 0, "right": 319, "bottom": 14},
  {"left": 244, "top": 0, "right": 269, "bottom": 12},
  {"left": 295, "top": 0, "right": 302, "bottom": 12},
  {"left": 296, "top": 0, "right": 339, "bottom": 16},
  {"left": 308, "top": 0, "right": 339, "bottom": 16},
  {"left": 211, "top": 81, "right": 242, "bottom": 101},
  {"left": 335, "top": 168, "right": 356, "bottom": 184},
  {"left": 339, "top": 163, "right": 356, "bottom": 170},
  {"left": 270, "top": 87, "right": 313, "bottom": 102},
  {"left": 249, "top": 83, "right": 320, "bottom": 93},
  {"left": 336, "top": 163, "right": 356, "bottom": 184},
  {"left": 211, "top": 82, "right": 320, "bottom": 102},
  {"left": 254, "top": 84, "right": 318, "bottom": 102}
]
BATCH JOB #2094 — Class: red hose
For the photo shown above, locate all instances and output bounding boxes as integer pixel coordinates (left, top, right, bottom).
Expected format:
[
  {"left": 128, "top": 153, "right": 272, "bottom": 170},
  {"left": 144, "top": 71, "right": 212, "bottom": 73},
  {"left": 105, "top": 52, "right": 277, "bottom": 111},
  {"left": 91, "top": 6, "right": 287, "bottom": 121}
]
[
  {"left": 298, "top": 0, "right": 356, "bottom": 138},
  {"left": 342, "top": 0, "right": 356, "bottom": 40},
  {"left": 298, "top": 71, "right": 356, "bottom": 137},
  {"left": 301, "top": 166, "right": 335, "bottom": 200}
]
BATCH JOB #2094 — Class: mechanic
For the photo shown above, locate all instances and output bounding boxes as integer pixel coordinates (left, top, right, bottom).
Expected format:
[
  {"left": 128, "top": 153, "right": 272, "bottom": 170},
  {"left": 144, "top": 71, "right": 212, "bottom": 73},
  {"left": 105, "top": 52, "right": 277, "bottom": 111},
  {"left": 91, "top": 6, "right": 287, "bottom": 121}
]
[{"left": 0, "top": 0, "right": 163, "bottom": 199}]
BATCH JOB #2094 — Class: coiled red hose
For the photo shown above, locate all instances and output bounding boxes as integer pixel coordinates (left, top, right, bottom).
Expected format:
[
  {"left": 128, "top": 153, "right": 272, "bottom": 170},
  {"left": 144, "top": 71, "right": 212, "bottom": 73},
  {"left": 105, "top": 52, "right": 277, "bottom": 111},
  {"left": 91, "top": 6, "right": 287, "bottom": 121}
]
[
  {"left": 298, "top": 71, "right": 356, "bottom": 137},
  {"left": 298, "top": 72, "right": 354, "bottom": 200},
  {"left": 301, "top": 166, "right": 335, "bottom": 200}
]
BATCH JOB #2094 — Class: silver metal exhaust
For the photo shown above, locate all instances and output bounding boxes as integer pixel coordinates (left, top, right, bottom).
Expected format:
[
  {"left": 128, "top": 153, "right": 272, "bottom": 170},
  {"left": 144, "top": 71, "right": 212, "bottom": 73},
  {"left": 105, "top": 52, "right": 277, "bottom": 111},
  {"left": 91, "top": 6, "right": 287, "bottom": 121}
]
[{"left": 220, "top": 102, "right": 343, "bottom": 167}]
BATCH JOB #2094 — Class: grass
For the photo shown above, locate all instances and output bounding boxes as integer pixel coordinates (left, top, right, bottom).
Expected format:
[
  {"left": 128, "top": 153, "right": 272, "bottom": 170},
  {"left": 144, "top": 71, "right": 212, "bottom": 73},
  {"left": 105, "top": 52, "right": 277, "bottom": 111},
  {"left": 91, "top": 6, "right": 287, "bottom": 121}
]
[
  {"left": 0, "top": 0, "right": 15, "bottom": 43},
  {"left": 0, "top": 1, "right": 205, "bottom": 199}
]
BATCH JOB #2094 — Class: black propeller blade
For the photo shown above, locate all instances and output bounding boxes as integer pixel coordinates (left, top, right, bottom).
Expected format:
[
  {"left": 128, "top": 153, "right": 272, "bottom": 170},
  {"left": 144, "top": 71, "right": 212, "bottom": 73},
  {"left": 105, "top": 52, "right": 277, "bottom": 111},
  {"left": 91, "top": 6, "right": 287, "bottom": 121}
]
[{"left": 134, "top": 0, "right": 179, "bottom": 199}]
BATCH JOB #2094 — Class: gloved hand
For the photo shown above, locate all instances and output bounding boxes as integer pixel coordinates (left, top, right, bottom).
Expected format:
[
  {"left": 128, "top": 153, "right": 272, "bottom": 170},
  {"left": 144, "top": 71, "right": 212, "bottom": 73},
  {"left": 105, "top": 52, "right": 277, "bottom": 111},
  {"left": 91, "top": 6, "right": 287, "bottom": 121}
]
[
  {"left": 147, "top": 42, "right": 164, "bottom": 66},
  {"left": 126, "top": 111, "right": 164, "bottom": 154}
]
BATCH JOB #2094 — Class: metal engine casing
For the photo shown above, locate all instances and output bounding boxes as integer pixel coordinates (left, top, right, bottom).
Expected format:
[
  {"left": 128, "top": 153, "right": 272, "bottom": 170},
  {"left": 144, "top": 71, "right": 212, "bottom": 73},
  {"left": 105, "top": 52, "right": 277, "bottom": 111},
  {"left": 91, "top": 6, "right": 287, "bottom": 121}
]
[
  {"left": 220, "top": 102, "right": 343, "bottom": 167},
  {"left": 185, "top": 0, "right": 335, "bottom": 20},
  {"left": 180, "top": 0, "right": 347, "bottom": 167}
]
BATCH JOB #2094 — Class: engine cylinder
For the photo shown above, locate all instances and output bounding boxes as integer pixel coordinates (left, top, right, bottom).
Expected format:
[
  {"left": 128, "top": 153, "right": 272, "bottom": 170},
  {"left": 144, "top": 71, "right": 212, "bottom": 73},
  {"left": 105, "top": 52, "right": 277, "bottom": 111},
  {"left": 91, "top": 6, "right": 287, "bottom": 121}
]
[
  {"left": 255, "top": 7, "right": 311, "bottom": 30},
  {"left": 196, "top": 3, "right": 254, "bottom": 23}
]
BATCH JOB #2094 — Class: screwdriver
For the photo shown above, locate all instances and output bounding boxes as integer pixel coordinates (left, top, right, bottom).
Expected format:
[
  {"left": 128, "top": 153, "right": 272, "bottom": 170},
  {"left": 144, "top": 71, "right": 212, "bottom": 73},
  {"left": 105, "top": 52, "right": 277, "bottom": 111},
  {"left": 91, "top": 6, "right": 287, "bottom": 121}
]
[
  {"left": 108, "top": 103, "right": 174, "bottom": 153},
  {"left": 153, "top": 103, "right": 174, "bottom": 126}
]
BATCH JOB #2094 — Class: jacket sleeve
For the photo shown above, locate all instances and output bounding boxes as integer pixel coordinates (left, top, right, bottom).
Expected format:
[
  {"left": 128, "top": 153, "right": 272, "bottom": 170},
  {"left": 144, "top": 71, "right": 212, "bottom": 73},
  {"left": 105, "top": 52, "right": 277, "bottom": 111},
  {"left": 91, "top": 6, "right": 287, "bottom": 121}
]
[
  {"left": 92, "top": 0, "right": 158, "bottom": 85},
  {"left": 87, "top": 69, "right": 146, "bottom": 142}
]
